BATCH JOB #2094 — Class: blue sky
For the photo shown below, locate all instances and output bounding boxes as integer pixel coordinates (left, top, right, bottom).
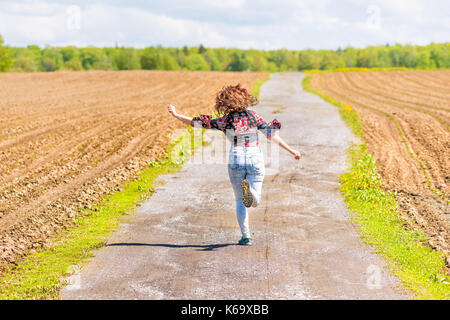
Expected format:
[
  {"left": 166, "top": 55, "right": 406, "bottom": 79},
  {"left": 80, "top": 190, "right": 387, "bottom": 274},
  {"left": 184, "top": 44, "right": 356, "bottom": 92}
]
[{"left": 0, "top": 0, "right": 448, "bottom": 50}]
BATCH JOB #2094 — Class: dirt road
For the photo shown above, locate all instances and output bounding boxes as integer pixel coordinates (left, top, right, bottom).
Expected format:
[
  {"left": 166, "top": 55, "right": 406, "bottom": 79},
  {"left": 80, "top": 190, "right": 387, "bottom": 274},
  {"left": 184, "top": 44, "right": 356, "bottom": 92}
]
[{"left": 61, "top": 73, "right": 411, "bottom": 299}]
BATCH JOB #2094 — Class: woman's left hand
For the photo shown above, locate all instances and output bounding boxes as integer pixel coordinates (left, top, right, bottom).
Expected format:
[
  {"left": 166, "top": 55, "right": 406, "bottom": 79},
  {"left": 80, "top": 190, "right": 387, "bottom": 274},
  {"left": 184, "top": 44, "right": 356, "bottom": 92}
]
[{"left": 168, "top": 104, "right": 177, "bottom": 117}]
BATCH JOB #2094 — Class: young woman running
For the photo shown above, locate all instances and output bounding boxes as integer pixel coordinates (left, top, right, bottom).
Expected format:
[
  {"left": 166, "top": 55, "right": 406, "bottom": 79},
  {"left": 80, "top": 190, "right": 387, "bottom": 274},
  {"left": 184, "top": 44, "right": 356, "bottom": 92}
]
[{"left": 168, "top": 84, "right": 300, "bottom": 246}]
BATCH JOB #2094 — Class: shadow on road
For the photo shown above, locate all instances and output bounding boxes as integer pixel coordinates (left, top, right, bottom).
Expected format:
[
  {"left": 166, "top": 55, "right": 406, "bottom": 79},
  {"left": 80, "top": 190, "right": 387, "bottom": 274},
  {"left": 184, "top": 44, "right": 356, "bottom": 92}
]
[{"left": 107, "top": 242, "right": 236, "bottom": 251}]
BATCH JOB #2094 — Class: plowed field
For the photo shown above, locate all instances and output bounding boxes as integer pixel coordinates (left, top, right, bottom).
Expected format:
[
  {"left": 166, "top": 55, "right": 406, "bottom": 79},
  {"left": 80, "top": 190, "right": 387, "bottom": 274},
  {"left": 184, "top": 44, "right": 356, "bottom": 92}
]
[
  {"left": 310, "top": 70, "right": 450, "bottom": 260},
  {"left": 0, "top": 70, "right": 266, "bottom": 269}
]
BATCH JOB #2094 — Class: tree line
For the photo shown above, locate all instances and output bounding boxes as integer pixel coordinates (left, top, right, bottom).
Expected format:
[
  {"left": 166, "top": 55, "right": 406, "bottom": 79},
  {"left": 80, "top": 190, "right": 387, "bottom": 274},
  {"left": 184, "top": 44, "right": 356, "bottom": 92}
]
[{"left": 0, "top": 34, "right": 448, "bottom": 72}]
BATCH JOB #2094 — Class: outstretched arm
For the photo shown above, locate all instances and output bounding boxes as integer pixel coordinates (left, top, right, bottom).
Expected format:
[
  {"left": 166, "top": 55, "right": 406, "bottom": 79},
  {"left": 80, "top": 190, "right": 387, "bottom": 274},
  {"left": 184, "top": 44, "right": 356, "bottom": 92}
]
[
  {"left": 268, "top": 132, "right": 301, "bottom": 160},
  {"left": 168, "top": 104, "right": 193, "bottom": 125}
]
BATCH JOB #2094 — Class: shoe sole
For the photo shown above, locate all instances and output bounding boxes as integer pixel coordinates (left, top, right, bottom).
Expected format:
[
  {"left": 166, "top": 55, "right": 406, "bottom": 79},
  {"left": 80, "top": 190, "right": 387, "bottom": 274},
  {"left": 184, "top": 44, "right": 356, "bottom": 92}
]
[
  {"left": 241, "top": 179, "right": 253, "bottom": 208},
  {"left": 238, "top": 239, "right": 253, "bottom": 246}
]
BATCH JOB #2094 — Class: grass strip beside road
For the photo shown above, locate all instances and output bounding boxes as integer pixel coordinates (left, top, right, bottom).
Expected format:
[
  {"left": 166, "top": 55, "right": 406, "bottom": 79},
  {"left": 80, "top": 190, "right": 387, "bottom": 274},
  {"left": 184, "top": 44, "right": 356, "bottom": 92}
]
[
  {"left": 303, "top": 74, "right": 450, "bottom": 300},
  {"left": 252, "top": 73, "right": 270, "bottom": 99}
]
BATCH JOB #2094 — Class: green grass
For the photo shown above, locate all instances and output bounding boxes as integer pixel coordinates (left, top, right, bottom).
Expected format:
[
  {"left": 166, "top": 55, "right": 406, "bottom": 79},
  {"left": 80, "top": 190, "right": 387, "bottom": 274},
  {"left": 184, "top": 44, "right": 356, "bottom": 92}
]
[
  {"left": 251, "top": 73, "right": 270, "bottom": 98},
  {"left": 303, "top": 74, "right": 450, "bottom": 300},
  {"left": 0, "top": 129, "right": 196, "bottom": 300}
]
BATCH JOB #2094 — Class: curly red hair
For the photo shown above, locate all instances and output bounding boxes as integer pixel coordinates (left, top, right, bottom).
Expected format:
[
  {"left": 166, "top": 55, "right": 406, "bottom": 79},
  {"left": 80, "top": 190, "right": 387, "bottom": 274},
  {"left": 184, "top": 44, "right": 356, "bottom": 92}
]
[{"left": 215, "top": 84, "right": 258, "bottom": 116}]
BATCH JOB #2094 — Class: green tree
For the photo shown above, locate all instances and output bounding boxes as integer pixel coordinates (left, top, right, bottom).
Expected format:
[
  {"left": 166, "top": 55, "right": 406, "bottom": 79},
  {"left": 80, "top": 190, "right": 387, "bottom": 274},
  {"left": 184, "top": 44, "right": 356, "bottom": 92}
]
[
  {"left": 377, "top": 48, "right": 392, "bottom": 67},
  {"left": 340, "top": 47, "right": 358, "bottom": 68},
  {"left": 41, "top": 46, "right": 63, "bottom": 71},
  {"left": 140, "top": 47, "right": 159, "bottom": 69},
  {"left": 248, "top": 51, "right": 268, "bottom": 72},
  {"left": 416, "top": 50, "right": 431, "bottom": 69},
  {"left": 141, "top": 48, "right": 179, "bottom": 70},
  {"left": 268, "top": 50, "right": 287, "bottom": 70},
  {"left": 182, "top": 45, "right": 189, "bottom": 56},
  {"left": 298, "top": 50, "right": 321, "bottom": 70},
  {"left": 113, "top": 48, "right": 141, "bottom": 70},
  {"left": 41, "top": 58, "right": 56, "bottom": 71},
  {"left": 92, "top": 55, "right": 113, "bottom": 70},
  {"left": 282, "top": 50, "right": 299, "bottom": 71},
  {"left": 215, "top": 48, "right": 233, "bottom": 70},
  {"left": 80, "top": 47, "right": 104, "bottom": 70},
  {"left": 14, "top": 55, "right": 37, "bottom": 72},
  {"left": 160, "top": 51, "right": 180, "bottom": 70},
  {"left": 389, "top": 46, "right": 402, "bottom": 67},
  {"left": 63, "top": 59, "right": 83, "bottom": 71},
  {"left": 204, "top": 49, "right": 222, "bottom": 71},
  {"left": 429, "top": 45, "right": 445, "bottom": 69},
  {"left": 183, "top": 54, "right": 210, "bottom": 71},
  {"left": 227, "top": 51, "right": 252, "bottom": 71},
  {"left": 0, "top": 34, "right": 14, "bottom": 72},
  {"left": 198, "top": 44, "right": 206, "bottom": 54},
  {"left": 356, "top": 47, "right": 379, "bottom": 68},
  {"left": 60, "top": 46, "right": 79, "bottom": 62},
  {"left": 399, "top": 45, "right": 418, "bottom": 68},
  {"left": 1, "top": 41, "right": 449, "bottom": 73},
  {"left": 319, "top": 50, "right": 344, "bottom": 70},
  {"left": 26, "top": 45, "right": 42, "bottom": 59}
]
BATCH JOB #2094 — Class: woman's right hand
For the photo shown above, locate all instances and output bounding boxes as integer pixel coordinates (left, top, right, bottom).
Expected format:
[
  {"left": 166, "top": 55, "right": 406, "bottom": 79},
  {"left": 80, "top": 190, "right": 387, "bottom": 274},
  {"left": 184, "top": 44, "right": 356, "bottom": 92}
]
[
  {"left": 291, "top": 150, "right": 301, "bottom": 160},
  {"left": 168, "top": 104, "right": 177, "bottom": 117}
]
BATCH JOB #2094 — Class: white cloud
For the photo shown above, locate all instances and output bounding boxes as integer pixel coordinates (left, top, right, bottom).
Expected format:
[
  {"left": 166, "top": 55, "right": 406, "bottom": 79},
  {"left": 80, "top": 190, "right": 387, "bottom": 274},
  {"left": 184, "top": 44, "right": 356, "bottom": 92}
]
[
  {"left": 0, "top": 2, "right": 66, "bottom": 43},
  {"left": 0, "top": 0, "right": 448, "bottom": 49},
  {"left": 374, "top": 0, "right": 425, "bottom": 15},
  {"left": 80, "top": 3, "right": 231, "bottom": 48},
  {"left": 1, "top": 1, "right": 62, "bottom": 16},
  {"left": 200, "top": 0, "right": 247, "bottom": 9}
]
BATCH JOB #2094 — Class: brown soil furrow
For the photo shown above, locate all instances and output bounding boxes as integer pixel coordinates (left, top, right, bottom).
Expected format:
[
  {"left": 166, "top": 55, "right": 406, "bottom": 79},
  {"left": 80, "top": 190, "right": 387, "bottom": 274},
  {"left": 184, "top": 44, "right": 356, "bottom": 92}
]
[
  {"left": 0, "top": 128, "right": 159, "bottom": 231},
  {"left": 311, "top": 71, "right": 450, "bottom": 258},
  {"left": 369, "top": 71, "right": 450, "bottom": 103},
  {"left": 316, "top": 73, "right": 428, "bottom": 191},
  {"left": 0, "top": 77, "right": 129, "bottom": 124},
  {"left": 0, "top": 82, "right": 197, "bottom": 174},
  {"left": 0, "top": 72, "right": 196, "bottom": 133},
  {"left": 0, "top": 115, "right": 133, "bottom": 188},
  {"left": 333, "top": 73, "right": 449, "bottom": 197},
  {"left": 341, "top": 73, "right": 450, "bottom": 128},
  {"left": 427, "top": 70, "right": 450, "bottom": 83},
  {"left": 378, "top": 71, "right": 450, "bottom": 98},
  {"left": 0, "top": 113, "right": 163, "bottom": 215},
  {"left": 410, "top": 70, "right": 450, "bottom": 89},
  {"left": 0, "top": 81, "right": 172, "bottom": 140},
  {"left": 0, "top": 126, "right": 174, "bottom": 258},
  {"left": 0, "top": 116, "right": 92, "bottom": 151},
  {"left": 394, "top": 71, "right": 450, "bottom": 95},
  {"left": 318, "top": 73, "right": 448, "bottom": 205},
  {"left": 357, "top": 72, "right": 450, "bottom": 112},
  {"left": 0, "top": 123, "right": 101, "bottom": 182},
  {"left": 0, "top": 111, "right": 137, "bottom": 180}
]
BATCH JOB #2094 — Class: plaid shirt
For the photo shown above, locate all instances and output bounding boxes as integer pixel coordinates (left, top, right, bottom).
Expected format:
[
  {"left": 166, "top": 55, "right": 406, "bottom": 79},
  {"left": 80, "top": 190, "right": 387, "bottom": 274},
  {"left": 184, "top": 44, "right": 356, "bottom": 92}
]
[{"left": 191, "top": 110, "right": 281, "bottom": 147}]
